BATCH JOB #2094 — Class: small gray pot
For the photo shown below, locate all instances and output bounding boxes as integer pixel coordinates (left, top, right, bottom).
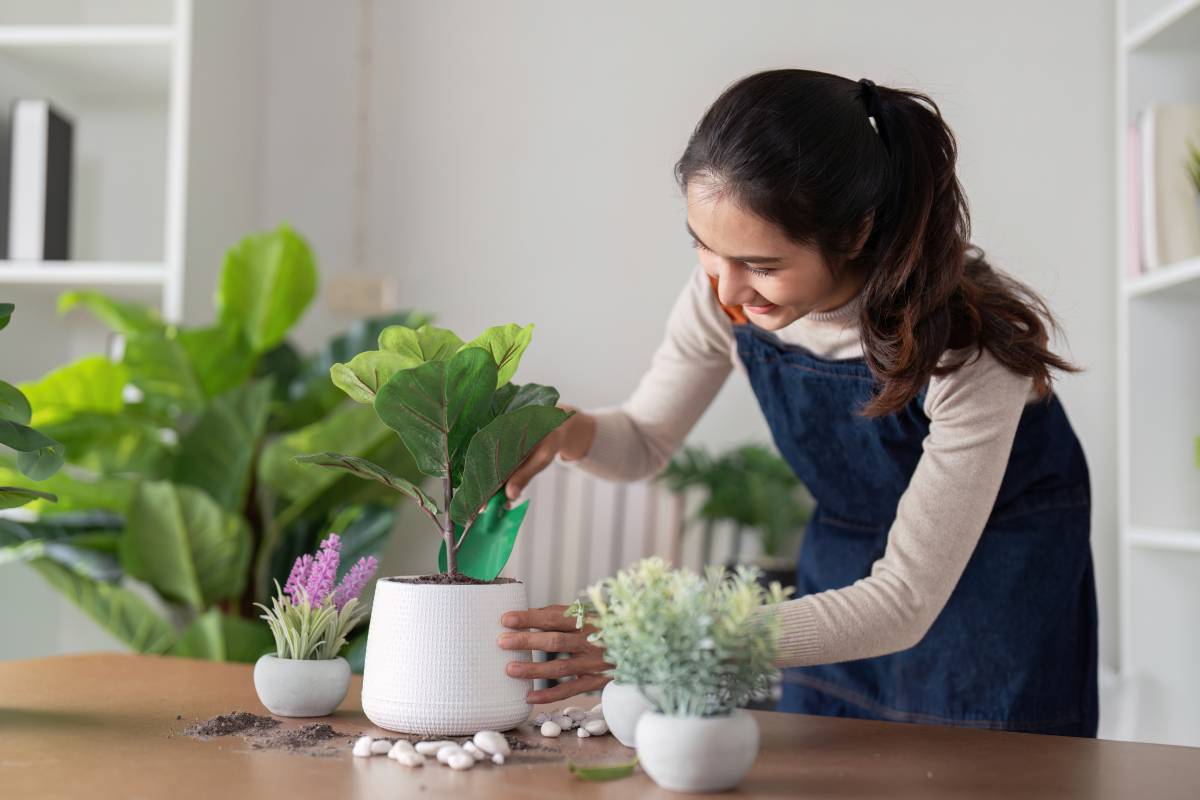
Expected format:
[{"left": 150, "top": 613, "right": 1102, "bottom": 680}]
[{"left": 253, "top": 654, "right": 351, "bottom": 717}]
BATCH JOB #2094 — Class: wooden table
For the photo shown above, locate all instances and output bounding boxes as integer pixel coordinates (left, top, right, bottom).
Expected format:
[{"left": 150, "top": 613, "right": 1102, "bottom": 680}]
[{"left": 1, "top": 653, "right": 1198, "bottom": 799}]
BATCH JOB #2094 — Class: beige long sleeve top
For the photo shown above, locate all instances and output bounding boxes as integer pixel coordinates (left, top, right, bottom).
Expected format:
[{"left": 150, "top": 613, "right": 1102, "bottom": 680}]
[{"left": 564, "top": 265, "right": 1038, "bottom": 668}]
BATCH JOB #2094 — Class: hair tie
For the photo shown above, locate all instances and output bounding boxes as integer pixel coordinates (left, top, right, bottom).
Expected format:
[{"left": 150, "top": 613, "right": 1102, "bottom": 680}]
[{"left": 857, "top": 78, "right": 885, "bottom": 142}]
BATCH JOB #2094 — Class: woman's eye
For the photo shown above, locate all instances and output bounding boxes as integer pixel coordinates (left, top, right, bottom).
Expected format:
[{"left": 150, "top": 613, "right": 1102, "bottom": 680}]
[
  {"left": 745, "top": 265, "right": 772, "bottom": 277},
  {"left": 689, "top": 238, "right": 708, "bottom": 251}
]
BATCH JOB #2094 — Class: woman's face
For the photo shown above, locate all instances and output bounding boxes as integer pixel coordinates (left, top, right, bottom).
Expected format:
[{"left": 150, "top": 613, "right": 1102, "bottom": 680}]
[{"left": 686, "top": 179, "right": 865, "bottom": 329}]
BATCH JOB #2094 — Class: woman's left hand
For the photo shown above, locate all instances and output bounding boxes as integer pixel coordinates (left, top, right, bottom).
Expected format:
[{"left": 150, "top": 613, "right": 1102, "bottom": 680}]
[{"left": 498, "top": 605, "right": 613, "bottom": 704}]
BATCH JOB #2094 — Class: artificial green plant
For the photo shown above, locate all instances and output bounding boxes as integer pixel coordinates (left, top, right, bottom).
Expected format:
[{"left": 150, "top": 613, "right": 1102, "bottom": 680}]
[
  {"left": 0, "top": 303, "right": 65, "bottom": 504},
  {"left": 296, "top": 323, "right": 571, "bottom": 580},
  {"left": 0, "top": 225, "right": 427, "bottom": 665}
]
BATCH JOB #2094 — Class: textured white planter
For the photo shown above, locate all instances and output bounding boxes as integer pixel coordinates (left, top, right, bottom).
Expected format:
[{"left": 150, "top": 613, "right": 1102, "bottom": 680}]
[
  {"left": 253, "top": 655, "right": 351, "bottom": 717},
  {"left": 601, "top": 680, "right": 658, "bottom": 747},
  {"left": 360, "top": 577, "right": 532, "bottom": 735},
  {"left": 635, "top": 710, "right": 760, "bottom": 793}
]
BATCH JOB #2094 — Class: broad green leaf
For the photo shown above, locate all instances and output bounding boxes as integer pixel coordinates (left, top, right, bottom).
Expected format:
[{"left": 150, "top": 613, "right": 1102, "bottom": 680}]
[
  {"left": 461, "top": 323, "right": 534, "bottom": 388},
  {"left": 259, "top": 402, "right": 390, "bottom": 503},
  {"left": 438, "top": 492, "right": 527, "bottom": 580},
  {"left": 0, "top": 486, "right": 57, "bottom": 509},
  {"left": 0, "top": 458, "right": 133, "bottom": 513},
  {"left": 217, "top": 224, "right": 318, "bottom": 353},
  {"left": 449, "top": 405, "right": 571, "bottom": 528},
  {"left": 378, "top": 324, "right": 463, "bottom": 362},
  {"left": 0, "top": 302, "right": 12, "bottom": 330},
  {"left": 179, "top": 324, "right": 257, "bottom": 399},
  {"left": 330, "top": 350, "right": 416, "bottom": 404},
  {"left": 0, "top": 420, "right": 65, "bottom": 480},
  {"left": 58, "top": 291, "right": 164, "bottom": 334},
  {"left": 492, "top": 382, "right": 560, "bottom": 416},
  {"left": 171, "top": 609, "right": 274, "bottom": 663},
  {"left": 121, "top": 481, "right": 253, "bottom": 610},
  {"left": 39, "top": 412, "right": 167, "bottom": 475},
  {"left": 20, "top": 355, "right": 127, "bottom": 427},
  {"left": 373, "top": 348, "right": 496, "bottom": 480},
  {"left": 122, "top": 332, "right": 206, "bottom": 415},
  {"left": 0, "top": 518, "right": 121, "bottom": 580},
  {"left": 293, "top": 452, "right": 440, "bottom": 519},
  {"left": 0, "top": 381, "right": 31, "bottom": 424},
  {"left": 29, "top": 558, "right": 176, "bottom": 654},
  {"left": 171, "top": 380, "right": 272, "bottom": 512}
]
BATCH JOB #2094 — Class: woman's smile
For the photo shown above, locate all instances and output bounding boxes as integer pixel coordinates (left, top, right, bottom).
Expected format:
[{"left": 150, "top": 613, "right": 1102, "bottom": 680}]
[{"left": 744, "top": 302, "right": 778, "bottom": 315}]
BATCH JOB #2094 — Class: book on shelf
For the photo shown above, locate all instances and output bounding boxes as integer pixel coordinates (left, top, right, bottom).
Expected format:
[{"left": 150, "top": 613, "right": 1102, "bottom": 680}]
[
  {"left": 5, "top": 98, "right": 73, "bottom": 261},
  {"left": 1136, "top": 104, "right": 1200, "bottom": 273}
]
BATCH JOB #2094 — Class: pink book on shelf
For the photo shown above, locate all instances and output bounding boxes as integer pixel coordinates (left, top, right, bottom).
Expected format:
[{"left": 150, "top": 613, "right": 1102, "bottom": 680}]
[{"left": 1126, "top": 120, "right": 1142, "bottom": 279}]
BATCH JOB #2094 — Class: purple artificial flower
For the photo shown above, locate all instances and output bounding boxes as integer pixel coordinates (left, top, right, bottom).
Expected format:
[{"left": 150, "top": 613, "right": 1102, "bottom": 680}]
[
  {"left": 332, "top": 555, "right": 379, "bottom": 610},
  {"left": 283, "top": 553, "right": 314, "bottom": 604},
  {"left": 303, "top": 533, "right": 342, "bottom": 606}
]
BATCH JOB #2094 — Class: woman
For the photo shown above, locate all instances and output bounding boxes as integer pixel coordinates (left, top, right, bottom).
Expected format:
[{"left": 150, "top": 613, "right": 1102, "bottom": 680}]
[{"left": 496, "top": 69, "right": 1097, "bottom": 737}]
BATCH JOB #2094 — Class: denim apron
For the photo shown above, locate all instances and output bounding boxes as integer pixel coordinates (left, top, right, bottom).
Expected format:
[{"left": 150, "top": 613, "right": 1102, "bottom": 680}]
[{"left": 733, "top": 321, "right": 1098, "bottom": 737}]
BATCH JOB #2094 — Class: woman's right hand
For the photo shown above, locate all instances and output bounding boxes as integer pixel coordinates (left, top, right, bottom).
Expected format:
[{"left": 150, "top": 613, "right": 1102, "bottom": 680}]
[{"left": 504, "top": 406, "right": 596, "bottom": 502}]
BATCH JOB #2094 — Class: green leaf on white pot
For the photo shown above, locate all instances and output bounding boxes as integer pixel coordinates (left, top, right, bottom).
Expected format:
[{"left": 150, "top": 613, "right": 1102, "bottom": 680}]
[
  {"left": 491, "top": 381, "right": 559, "bottom": 416},
  {"left": 449, "top": 405, "right": 571, "bottom": 528},
  {"left": 438, "top": 491, "right": 528, "bottom": 580},
  {"left": 378, "top": 324, "right": 463, "bottom": 362},
  {"left": 374, "top": 347, "right": 496, "bottom": 480},
  {"left": 120, "top": 481, "right": 253, "bottom": 610},
  {"left": 292, "top": 452, "right": 440, "bottom": 519},
  {"left": 461, "top": 323, "right": 533, "bottom": 388},
  {"left": 172, "top": 609, "right": 275, "bottom": 663},
  {"left": 330, "top": 350, "right": 415, "bottom": 404}
]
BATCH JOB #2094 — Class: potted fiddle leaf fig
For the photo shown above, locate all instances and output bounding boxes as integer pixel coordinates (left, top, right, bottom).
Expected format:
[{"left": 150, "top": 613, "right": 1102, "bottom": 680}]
[{"left": 295, "top": 322, "right": 571, "bottom": 735}]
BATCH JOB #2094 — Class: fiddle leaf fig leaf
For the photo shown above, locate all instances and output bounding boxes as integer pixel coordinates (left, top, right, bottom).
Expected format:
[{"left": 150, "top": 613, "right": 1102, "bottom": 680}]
[
  {"left": 293, "top": 452, "right": 440, "bottom": 520},
  {"left": 373, "top": 347, "right": 496, "bottom": 480},
  {"left": 449, "top": 405, "right": 571, "bottom": 528},
  {"left": 378, "top": 324, "right": 464, "bottom": 363},
  {"left": 330, "top": 350, "right": 416, "bottom": 404},
  {"left": 461, "top": 323, "right": 534, "bottom": 388},
  {"left": 216, "top": 224, "right": 317, "bottom": 353},
  {"left": 492, "top": 382, "right": 559, "bottom": 416}
]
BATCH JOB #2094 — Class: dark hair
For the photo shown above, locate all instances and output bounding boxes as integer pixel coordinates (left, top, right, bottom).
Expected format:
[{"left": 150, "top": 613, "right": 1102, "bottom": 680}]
[{"left": 674, "top": 69, "right": 1077, "bottom": 416}]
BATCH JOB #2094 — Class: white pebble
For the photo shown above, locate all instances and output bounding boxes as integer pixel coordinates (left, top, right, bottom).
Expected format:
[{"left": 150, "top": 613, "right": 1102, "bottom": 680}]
[
  {"left": 584, "top": 718, "right": 609, "bottom": 736},
  {"left": 415, "top": 740, "right": 456, "bottom": 756},
  {"left": 473, "top": 730, "right": 511, "bottom": 756},
  {"left": 554, "top": 714, "right": 575, "bottom": 730},
  {"left": 447, "top": 752, "right": 475, "bottom": 770},
  {"left": 576, "top": 726, "right": 591, "bottom": 738},
  {"left": 462, "top": 741, "right": 486, "bottom": 761},
  {"left": 533, "top": 712, "right": 549, "bottom": 725},
  {"left": 589, "top": 703, "right": 603, "bottom": 715},
  {"left": 387, "top": 740, "right": 416, "bottom": 760},
  {"left": 563, "top": 706, "right": 588, "bottom": 721},
  {"left": 370, "top": 739, "right": 393, "bottom": 754},
  {"left": 352, "top": 736, "right": 374, "bottom": 757},
  {"left": 540, "top": 720, "right": 562, "bottom": 737},
  {"left": 492, "top": 753, "right": 506, "bottom": 765},
  {"left": 394, "top": 749, "right": 425, "bottom": 768},
  {"left": 437, "top": 745, "right": 467, "bottom": 765}
]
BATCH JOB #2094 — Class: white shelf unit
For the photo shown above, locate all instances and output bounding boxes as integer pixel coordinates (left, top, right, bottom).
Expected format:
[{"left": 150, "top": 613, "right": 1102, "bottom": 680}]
[
  {"left": 1116, "top": 0, "right": 1200, "bottom": 747},
  {"left": 0, "top": 1, "right": 189, "bottom": 321}
]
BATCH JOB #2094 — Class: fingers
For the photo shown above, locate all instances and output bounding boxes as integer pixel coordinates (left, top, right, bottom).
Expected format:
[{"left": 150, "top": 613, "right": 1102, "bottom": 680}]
[
  {"left": 501, "top": 605, "right": 577, "bottom": 632},
  {"left": 506, "top": 653, "right": 610, "bottom": 680},
  {"left": 526, "top": 673, "right": 611, "bottom": 705},
  {"left": 505, "top": 437, "right": 558, "bottom": 500},
  {"left": 498, "top": 629, "right": 586, "bottom": 653}
]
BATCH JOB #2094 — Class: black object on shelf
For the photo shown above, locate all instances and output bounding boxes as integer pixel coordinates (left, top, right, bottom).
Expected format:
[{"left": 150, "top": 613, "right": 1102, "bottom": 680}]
[{"left": 5, "top": 98, "right": 73, "bottom": 261}]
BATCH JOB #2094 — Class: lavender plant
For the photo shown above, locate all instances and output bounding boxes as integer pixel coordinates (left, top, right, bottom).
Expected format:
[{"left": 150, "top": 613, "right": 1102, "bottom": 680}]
[
  {"left": 569, "top": 557, "right": 787, "bottom": 717},
  {"left": 256, "top": 533, "right": 377, "bottom": 660}
]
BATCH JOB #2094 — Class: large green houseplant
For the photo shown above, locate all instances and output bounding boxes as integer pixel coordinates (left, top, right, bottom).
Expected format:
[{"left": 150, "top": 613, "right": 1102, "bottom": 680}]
[{"left": 0, "top": 225, "right": 427, "bottom": 665}]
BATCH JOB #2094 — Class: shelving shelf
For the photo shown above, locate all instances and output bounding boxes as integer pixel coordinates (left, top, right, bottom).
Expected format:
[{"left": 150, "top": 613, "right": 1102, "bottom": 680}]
[
  {"left": 1116, "top": 0, "right": 1200, "bottom": 748},
  {"left": 0, "top": 26, "right": 174, "bottom": 97},
  {"left": 0, "top": 262, "right": 166, "bottom": 286}
]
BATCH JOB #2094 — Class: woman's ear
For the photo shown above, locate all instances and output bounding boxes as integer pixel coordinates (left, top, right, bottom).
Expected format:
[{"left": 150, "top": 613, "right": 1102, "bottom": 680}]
[{"left": 848, "top": 210, "right": 875, "bottom": 260}]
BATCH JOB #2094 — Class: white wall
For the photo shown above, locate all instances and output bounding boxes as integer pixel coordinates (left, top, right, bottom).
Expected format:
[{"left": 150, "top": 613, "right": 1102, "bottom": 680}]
[{"left": 6, "top": 1, "right": 1119, "bottom": 676}]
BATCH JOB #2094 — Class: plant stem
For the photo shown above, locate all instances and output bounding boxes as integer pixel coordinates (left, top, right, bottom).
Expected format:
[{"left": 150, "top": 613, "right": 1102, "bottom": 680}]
[{"left": 443, "top": 476, "right": 456, "bottom": 575}]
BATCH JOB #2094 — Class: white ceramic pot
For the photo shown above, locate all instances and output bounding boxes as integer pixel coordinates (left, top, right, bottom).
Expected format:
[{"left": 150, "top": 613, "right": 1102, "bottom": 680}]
[
  {"left": 601, "top": 680, "right": 658, "bottom": 747},
  {"left": 253, "top": 655, "right": 351, "bottom": 717},
  {"left": 635, "top": 709, "right": 760, "bottom": 793},
  {"left": 360, "top": 577, "right": 532, "bottom": 735}
]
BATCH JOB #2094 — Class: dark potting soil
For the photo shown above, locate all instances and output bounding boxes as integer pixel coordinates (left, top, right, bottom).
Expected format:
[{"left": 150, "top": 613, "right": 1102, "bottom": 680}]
[
  {"left": 249, "top": 722, "right": 359, "bottom": 754},
  {"left": 389, "top": 574, "right": 516, "bottom": 586},
  {"left": 183, "top": 711, "right": 280, "bottom": 738}
]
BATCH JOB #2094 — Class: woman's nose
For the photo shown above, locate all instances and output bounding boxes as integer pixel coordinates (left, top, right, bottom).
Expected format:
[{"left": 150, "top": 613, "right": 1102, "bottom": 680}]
[{"left": 715, "top": 261, "right": 753, "bottom": 306}]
